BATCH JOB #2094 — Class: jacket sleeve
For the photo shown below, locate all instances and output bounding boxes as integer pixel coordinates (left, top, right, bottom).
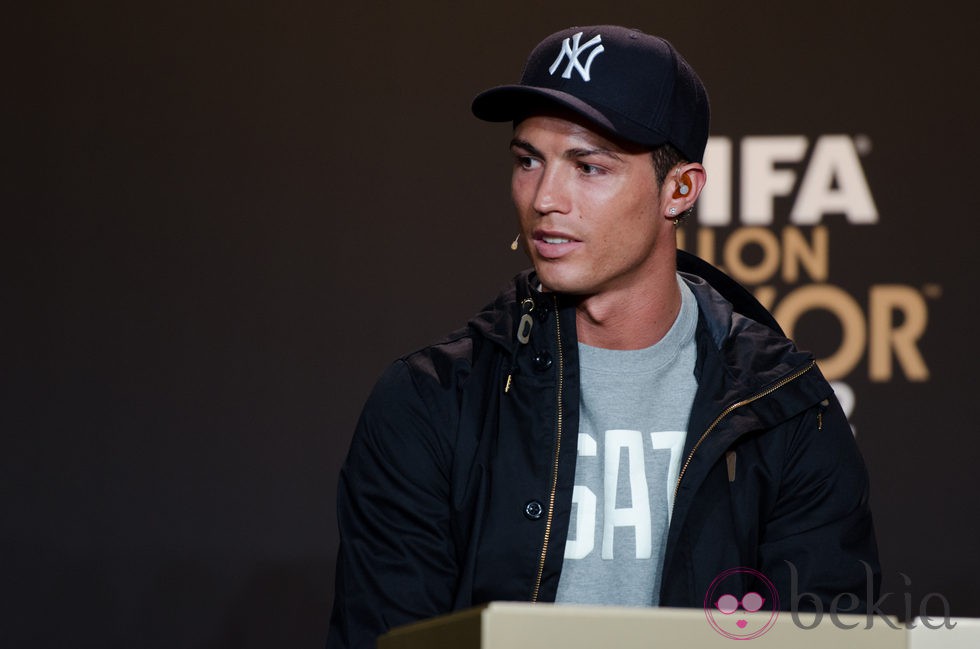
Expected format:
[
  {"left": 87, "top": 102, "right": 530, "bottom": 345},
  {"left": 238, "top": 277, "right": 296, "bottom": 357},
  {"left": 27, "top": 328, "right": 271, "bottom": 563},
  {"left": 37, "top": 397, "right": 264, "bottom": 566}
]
[
  {"left": 327, "top": 359, "right": 457, "bottom": 649},
  {"left": 757, "top": 396, "right": 881, "bottom": 613}
]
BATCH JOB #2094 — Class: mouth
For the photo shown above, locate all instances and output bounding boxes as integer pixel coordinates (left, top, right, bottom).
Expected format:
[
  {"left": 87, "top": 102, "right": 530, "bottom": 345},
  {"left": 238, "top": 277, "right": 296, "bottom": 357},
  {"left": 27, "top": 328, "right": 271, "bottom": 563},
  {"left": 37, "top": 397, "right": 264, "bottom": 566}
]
[{"left": 530, "top": 230, "right": 581, "bottom": 260}]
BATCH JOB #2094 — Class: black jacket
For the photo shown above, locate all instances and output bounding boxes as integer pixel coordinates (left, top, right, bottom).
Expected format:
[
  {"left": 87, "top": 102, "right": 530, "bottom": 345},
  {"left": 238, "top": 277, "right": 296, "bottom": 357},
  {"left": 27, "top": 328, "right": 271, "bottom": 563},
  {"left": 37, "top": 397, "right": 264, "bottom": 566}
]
[{"left": 327, "top": 251, "right": 879, "bottom": 648}]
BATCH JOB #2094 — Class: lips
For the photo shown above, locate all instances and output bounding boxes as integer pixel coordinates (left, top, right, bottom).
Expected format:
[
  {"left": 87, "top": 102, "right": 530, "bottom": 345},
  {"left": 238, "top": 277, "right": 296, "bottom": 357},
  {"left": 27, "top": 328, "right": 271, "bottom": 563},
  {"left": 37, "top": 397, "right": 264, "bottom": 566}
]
[{"left": 532, "top": 229, "right": 582, "bottom": 259}]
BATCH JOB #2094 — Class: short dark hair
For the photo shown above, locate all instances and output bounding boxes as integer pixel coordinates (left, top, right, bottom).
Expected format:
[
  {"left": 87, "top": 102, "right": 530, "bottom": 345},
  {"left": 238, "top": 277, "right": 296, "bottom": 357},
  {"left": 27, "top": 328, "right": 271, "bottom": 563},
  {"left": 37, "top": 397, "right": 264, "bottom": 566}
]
[{"left": 651, "top": 142, "right": 686, "bottom": 186}]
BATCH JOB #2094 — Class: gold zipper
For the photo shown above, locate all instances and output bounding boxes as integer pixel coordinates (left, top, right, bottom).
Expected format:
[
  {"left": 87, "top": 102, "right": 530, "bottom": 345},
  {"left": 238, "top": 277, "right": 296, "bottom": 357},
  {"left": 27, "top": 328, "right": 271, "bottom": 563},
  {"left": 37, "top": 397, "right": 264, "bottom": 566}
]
[
  {"left": 530, "top": 295, "right": 564, "bottom": 602},
  {"left": 672, "top": 360, "right": 817, "bottom": 507}
]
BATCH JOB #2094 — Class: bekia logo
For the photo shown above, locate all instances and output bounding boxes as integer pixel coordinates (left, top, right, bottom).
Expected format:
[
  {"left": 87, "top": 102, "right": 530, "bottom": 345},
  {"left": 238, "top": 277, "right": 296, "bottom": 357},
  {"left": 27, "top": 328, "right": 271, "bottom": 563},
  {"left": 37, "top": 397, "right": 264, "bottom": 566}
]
[
  {"left": 704, "top": 563, "right": 956, "bottom": 640},
  {"left": 703, "top": 567, "right": 780, "bottom": 640},
  {"left": 549, "top": 32, "right": 604, "bottom": 82}
]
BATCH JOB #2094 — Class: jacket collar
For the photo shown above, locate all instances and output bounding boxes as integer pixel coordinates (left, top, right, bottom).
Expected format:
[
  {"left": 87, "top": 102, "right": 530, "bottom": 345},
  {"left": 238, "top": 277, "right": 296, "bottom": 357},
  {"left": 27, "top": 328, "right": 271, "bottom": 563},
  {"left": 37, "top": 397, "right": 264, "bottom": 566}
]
[
  {"left": 466, "top": 268, "right": 542, "bottom": 354},
  {"left": 471, "top": 249, "right": 786, "bottom": 349},
  {"left": 469, "top": 251, "right": 830, "bottom": 421}
]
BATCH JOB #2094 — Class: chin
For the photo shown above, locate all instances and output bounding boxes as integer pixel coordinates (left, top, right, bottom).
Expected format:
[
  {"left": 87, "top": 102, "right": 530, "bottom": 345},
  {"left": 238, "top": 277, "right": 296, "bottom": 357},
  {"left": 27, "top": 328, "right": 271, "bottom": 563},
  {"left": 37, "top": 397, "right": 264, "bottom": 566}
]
[{"left": 533, "top": 264, "right": 595, "bottom": 295}]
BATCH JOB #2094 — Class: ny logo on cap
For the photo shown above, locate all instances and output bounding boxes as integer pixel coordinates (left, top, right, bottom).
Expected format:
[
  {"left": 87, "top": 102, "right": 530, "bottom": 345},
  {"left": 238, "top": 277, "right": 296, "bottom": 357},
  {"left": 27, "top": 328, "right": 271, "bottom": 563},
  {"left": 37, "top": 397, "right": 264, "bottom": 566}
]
[{"left": 548, "top": 32, "right": 604, "bottom": 82}]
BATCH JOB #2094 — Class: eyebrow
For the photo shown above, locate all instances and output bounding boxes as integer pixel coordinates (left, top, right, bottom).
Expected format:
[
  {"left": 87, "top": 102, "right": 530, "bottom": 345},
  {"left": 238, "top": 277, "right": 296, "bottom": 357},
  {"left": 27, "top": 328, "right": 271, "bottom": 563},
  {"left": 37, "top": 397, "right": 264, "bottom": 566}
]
[{"left": 510, "top": 138, "right": 625, "bottom": 163}]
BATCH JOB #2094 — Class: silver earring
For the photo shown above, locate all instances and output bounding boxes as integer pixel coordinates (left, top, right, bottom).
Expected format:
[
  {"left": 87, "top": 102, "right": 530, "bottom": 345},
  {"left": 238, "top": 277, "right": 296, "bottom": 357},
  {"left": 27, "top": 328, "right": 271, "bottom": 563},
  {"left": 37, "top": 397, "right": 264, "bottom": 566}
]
[{"left": 671, "top": 207, "right": 687, "bottom": 227}]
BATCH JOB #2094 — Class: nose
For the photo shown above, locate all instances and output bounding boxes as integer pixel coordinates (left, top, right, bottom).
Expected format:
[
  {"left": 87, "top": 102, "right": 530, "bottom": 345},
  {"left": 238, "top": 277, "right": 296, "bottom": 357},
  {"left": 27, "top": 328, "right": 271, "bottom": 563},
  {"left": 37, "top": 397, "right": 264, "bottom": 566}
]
[{"left": 531, "top": 166, "right": 569, "bottom": 215}]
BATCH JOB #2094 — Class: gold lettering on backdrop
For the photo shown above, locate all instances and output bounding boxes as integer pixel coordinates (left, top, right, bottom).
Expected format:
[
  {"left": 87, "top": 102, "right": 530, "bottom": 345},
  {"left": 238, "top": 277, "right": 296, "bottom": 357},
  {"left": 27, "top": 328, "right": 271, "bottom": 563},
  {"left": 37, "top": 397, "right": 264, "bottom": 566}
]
[
  {"left": 869, "top": 286, "right": 929, "bottom": 381},
  {"left": 680, "top": 226, "right": 828, "bottom": 285},
  {"left": 772, "top": 284, "right": 866, "bottom": 380},
  {"left": 679, "top": 226, "right": 934, "bottom": 383},
  {"left": 723, "top": 227, "right": 781, "bottom": 285},
  {"left": 781, "top": 226, "right": 828, "bottom": 283}
]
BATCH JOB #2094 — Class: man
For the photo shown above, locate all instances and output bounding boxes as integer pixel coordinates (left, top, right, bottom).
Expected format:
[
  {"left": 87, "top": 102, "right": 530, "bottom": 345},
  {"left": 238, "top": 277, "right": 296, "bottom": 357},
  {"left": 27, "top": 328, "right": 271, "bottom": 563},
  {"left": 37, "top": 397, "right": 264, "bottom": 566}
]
[{"left": 327, "top": 25, "right": 879, "bottom": 648}]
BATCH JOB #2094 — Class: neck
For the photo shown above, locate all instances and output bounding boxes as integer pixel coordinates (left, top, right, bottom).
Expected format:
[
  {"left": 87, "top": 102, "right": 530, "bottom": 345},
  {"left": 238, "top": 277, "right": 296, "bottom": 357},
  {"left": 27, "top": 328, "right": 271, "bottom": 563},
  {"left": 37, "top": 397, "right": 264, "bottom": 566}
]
[{"left": 575, "top": 268, "right": 681, "bottom": 350}]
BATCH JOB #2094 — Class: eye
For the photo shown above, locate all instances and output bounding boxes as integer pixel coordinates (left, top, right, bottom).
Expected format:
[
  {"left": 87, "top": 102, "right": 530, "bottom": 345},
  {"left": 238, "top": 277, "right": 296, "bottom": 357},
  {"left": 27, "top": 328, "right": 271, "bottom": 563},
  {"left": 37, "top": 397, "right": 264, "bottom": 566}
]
[
  {"left": 578, "top": 162, "right": 602, "bottom": 175},
  {"left": 515, "top": 155, "right": 541, "bottom": 170}
]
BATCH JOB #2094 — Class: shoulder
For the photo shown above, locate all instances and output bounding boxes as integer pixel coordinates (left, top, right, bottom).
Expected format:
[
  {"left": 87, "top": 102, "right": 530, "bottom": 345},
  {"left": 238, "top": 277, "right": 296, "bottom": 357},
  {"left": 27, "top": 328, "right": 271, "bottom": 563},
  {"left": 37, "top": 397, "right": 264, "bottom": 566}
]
[
  {"left": 358, "top": 272, "right": 530, "bottom": 435},
  {"left": 386, "top": 271, "right": 533, "bottom": 394}
]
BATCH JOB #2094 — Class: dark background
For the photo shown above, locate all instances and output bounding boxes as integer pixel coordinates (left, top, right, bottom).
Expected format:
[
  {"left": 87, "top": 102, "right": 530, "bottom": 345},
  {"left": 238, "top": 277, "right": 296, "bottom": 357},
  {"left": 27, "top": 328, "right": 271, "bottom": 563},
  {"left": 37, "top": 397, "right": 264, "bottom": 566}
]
[{"left": 6, "top": 2, "right": 978, "bottom": 647}]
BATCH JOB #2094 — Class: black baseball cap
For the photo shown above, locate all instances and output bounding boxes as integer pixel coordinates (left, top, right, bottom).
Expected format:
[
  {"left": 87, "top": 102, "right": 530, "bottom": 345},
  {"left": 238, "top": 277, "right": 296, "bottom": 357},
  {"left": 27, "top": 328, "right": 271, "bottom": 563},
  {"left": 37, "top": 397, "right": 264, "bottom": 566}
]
[{"left": 472, "top": 25, "right": 710, "bottom": 163}]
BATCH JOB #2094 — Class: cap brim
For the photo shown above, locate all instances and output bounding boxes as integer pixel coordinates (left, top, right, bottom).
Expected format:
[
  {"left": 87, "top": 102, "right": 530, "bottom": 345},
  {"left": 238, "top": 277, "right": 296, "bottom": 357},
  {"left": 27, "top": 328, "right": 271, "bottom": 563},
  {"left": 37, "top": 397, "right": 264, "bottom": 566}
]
[{"left": 471, "top": 85, "right": 669, "bottom": 150}]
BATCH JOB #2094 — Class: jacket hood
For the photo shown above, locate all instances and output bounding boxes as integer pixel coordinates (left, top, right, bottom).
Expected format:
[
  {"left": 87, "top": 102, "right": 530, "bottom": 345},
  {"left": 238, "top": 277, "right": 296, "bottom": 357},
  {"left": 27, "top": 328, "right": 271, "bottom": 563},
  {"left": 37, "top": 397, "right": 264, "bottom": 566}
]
[{"left": 676, "top": 250, "right": 783, "bottom": 334}]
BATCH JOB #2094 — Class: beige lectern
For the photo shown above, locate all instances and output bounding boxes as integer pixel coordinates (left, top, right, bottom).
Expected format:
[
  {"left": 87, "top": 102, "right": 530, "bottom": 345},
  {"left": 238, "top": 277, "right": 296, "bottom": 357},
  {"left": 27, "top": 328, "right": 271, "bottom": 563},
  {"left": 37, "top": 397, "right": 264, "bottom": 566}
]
[{"left": 379, "top": 601, "right": 915, "bottom": 649}]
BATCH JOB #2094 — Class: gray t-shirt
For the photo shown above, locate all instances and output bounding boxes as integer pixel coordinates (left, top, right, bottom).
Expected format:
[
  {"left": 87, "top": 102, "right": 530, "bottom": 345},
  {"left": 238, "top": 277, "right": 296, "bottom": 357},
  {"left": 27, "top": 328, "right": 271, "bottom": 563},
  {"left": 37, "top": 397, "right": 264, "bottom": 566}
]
[{"left": 555, "top": 275, "right": 698, "bottom": 606}]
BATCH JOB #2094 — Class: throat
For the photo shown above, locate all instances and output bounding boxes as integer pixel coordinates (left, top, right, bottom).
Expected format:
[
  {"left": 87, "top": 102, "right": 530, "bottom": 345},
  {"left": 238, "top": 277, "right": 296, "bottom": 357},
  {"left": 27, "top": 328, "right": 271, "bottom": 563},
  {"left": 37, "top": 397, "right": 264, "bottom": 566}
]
[{"left": 575, "top": 284, "right": 682, "bottom": 350}]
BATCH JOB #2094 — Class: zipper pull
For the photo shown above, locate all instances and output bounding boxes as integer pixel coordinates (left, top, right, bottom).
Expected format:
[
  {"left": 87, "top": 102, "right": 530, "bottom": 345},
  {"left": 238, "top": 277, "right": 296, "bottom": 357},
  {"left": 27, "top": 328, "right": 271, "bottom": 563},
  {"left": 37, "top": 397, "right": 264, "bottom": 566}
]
[
  {"left": 517, "top": 298, "right": 534, "bottom": 344},
  {"left": 505, "top": 298, "right": 535, "bottom": 394}
]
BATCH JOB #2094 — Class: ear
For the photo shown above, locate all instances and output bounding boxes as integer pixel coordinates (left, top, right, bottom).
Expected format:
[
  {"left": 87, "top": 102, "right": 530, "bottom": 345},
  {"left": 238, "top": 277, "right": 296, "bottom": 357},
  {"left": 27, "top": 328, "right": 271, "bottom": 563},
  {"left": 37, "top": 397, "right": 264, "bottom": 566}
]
[{"left": 666, "top": 162, "right": 707, "bottom": 214}]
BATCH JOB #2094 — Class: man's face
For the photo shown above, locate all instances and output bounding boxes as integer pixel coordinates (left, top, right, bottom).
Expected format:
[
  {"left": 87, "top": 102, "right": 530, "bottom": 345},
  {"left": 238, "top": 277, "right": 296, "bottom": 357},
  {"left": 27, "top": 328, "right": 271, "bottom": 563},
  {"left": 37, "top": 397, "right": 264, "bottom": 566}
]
[{"left": 510, "top": 114, "right": 673, "bottom": 297}]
